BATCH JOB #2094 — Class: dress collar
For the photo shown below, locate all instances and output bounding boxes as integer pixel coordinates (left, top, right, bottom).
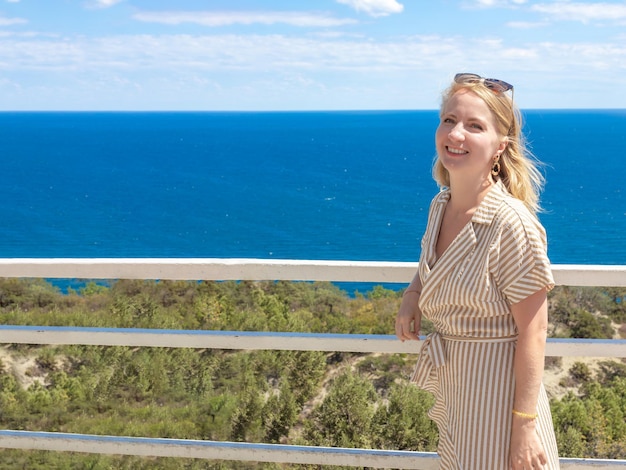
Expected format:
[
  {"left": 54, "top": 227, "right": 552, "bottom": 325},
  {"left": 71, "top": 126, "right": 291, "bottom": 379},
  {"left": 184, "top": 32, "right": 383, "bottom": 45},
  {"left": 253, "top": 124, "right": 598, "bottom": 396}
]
[
  {"left": 471, "top": 180, "right": 509, "bottom": 225},
  {"left": 432, "top": 179, "right": 508, "bottom": 226}
]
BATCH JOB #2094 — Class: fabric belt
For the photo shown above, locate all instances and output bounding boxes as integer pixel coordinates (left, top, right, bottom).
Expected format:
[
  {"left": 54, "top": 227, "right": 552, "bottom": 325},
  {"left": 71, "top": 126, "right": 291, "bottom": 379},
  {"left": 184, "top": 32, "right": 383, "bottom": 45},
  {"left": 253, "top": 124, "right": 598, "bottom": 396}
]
[{"left": 410, "top": 332, "right": 517, "bottom": 389}]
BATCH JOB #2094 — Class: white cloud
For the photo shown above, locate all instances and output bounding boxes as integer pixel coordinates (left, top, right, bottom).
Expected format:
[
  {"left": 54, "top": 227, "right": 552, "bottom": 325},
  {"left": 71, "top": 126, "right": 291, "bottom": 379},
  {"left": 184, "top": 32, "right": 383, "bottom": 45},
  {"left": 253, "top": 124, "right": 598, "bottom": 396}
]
[
  {"left": 469, "top": 0, "right": 527, "bottom": 8},
  {"left": 0, "top": 31, "right": 57, "bottom": 38},
  {"left": 310, "top": 31, "right": 366, "bottom": 39},
  {"left": 336, "top": 0, "right": 404, "bottom": 17},
  {"left": 1, "top": 32, "right": 624, "bottom": 109},
  {"left": 535, "top": 41, "right": 626, "bottom": 69},
  {"left": 507, "top": 20, "right": 549, "bottom": 29},
  {"left": 0, "top": 15, "right": 26, "bottom": 26},
  {"left": 0, "top": 34, "right": 461, "bottom": 75},
  {"left": 133, "top": 11, "right": 358, "bottom": 28},
  {"left": 3, "top": 33, "right": 622, "bottom": 75},
  {"left": 531, "top": 2, "right": 626, "bottom": 23},
  {"left": 473, "top": 0, "right": 499, "bottom": 6},
  {"left": 89, "top": 0, "right": 125, "bottom": 8}
]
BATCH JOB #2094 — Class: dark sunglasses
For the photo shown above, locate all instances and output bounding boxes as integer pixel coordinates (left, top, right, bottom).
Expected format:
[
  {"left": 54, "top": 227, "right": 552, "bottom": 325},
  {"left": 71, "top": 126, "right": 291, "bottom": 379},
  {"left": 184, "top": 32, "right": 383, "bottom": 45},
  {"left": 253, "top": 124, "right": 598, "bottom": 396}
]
[{"left": 454, "top": 73, "right": 513, "bottom": 94}]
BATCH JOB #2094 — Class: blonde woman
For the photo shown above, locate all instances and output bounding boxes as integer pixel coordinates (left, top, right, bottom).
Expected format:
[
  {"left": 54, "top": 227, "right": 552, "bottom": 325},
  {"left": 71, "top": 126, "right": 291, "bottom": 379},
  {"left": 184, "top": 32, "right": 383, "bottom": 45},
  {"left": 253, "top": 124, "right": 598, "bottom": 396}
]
[{"left": 396, "top": 73, "right": 559, "bottom": 469}]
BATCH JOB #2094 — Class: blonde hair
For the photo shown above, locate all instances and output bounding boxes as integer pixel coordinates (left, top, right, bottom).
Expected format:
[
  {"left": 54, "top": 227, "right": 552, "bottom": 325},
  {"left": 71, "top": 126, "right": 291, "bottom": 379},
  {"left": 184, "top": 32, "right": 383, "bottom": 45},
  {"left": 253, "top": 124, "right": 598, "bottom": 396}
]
[{"left": 432, "top": 79, "right": 545, "bottom": 214}]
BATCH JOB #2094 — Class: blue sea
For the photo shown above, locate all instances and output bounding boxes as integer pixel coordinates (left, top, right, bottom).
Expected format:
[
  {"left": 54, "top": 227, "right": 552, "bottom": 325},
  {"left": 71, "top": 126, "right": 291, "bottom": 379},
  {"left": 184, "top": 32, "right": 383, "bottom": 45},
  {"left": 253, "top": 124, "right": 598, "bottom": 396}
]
[{"left": 1, "top": 110, "right": 625, "bottom": 273}]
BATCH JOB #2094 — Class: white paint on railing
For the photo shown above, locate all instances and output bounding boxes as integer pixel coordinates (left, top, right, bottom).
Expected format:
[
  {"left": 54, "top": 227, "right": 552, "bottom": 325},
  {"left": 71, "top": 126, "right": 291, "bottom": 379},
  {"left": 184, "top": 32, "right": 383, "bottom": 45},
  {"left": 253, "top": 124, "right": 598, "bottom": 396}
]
[
  {"left": 0, "top": 258, "right": 625, "bottom": 286},
  {"left": 0, "top": 326, "right": 624, "bottom": 357},
  {"left": 0, "top": 431, "right": 440, "bottom": 469},
  {"left": 0, "top": 431, "right": 624, "bottom": 469}
]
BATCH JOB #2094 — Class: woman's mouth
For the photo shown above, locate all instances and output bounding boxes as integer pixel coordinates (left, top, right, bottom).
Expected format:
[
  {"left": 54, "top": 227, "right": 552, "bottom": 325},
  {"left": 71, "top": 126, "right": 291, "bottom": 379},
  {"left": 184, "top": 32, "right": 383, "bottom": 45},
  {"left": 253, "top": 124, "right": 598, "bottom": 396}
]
[{"left": 446, "top": 146, "right": 468, "bottom": 155}]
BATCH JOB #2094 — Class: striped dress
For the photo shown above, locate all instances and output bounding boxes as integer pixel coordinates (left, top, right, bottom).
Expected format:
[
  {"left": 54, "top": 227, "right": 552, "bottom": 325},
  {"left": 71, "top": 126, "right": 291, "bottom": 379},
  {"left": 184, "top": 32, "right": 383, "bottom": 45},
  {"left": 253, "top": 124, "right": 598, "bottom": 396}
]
[{"left": 410, "top": 181, "right": 560, "bottom": 469}]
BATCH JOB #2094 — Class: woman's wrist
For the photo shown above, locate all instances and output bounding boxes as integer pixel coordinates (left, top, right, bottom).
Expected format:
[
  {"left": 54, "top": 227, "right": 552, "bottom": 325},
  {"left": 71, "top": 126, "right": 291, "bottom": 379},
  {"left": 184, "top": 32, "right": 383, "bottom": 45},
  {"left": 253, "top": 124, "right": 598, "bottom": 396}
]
[
  {"left": 511, "top": 409, "right": 538, "bottom": 429},
  {"left": 512, "top": 416, "right": 537, "bottom": 432}
]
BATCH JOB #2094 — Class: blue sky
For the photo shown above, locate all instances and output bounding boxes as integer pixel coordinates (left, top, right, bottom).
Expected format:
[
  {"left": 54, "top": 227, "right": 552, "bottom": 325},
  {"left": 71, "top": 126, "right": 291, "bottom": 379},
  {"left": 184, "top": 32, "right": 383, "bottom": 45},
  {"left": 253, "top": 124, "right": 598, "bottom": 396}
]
[{"left": 1, "top": 0, "right": 625, "bottom": 110}]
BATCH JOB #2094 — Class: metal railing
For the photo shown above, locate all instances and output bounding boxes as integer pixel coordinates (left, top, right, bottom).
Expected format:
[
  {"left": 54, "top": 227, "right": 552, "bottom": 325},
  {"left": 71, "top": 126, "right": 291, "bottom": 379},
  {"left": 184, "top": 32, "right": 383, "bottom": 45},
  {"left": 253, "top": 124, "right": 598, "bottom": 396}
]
[{"left": 0, "top": 258, "right": 625, "bottom": 469}]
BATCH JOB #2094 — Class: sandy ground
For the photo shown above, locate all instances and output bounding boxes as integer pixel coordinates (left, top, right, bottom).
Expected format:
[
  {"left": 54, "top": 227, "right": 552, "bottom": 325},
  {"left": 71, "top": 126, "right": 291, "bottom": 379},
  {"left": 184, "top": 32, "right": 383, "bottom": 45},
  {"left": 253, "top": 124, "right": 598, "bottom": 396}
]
[
  {"left": 0, "top": 346, "right": 47, "bottom": 389},
  {"left": 543, "top": 356, "right": 615, "bottom": 400}
]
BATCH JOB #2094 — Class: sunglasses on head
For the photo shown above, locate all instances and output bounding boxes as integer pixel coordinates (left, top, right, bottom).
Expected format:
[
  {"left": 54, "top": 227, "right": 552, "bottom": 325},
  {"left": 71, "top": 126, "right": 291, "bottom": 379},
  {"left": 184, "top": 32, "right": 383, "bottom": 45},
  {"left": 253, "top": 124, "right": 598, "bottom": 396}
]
[{"left": 454, "top": 73, "right": 513, "bottom": 94}]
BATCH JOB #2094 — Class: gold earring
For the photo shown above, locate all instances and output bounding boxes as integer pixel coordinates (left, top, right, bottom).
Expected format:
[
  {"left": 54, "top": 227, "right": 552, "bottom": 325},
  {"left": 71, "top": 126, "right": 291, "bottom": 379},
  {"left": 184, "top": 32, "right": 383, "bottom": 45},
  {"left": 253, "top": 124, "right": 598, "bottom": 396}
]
[{"left": 491, "top": 157, "right": 501, "bottom": 177}]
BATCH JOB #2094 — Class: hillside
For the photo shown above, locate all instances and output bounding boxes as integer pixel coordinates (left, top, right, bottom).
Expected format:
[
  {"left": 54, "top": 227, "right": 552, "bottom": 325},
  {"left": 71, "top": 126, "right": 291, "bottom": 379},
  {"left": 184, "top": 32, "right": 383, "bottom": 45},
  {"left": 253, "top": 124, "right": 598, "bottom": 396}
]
[{"left": 0, "top": 279, "right": 624, "bottom": 467}]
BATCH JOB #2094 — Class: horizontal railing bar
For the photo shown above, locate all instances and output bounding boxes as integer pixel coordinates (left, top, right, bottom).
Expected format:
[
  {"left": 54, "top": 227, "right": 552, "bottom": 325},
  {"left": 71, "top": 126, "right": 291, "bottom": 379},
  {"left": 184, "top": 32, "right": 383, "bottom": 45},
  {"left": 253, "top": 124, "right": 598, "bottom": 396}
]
[
  {"left": 546, "top": 338, "right": 626, "bottom": 358},
  {"left": 0, "top": 430, "right": 440, "bottom": 469},
  {"left": 0, "top": 326, "right": 416, "bottom": 354},
  {"left": 0, "top": 258, "right": 415, "bottom": 282},
  {"left": 0, "top": 431, "right": 624, "bottom": 469},
  {"left": 0, "top": 326, "right": 624, "bottom": 357},
  {"left": 0, "top": 258, "right": 625, "bottom": 286}
]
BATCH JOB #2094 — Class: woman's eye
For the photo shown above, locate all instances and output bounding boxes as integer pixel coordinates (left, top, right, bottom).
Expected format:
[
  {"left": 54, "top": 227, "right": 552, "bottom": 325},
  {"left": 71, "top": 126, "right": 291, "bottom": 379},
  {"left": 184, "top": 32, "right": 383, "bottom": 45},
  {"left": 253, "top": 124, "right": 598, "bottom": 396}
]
[{"left": 471, "top": 123, "right": 484, "bottom": 130}]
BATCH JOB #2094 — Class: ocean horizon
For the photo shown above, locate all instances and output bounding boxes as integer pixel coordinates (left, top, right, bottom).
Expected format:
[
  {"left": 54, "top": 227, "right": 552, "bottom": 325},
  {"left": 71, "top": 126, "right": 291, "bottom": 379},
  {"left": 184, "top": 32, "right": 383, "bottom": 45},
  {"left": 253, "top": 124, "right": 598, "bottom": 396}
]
[{"left": 2, "top": 109, "right": 625, "bottom": 275}]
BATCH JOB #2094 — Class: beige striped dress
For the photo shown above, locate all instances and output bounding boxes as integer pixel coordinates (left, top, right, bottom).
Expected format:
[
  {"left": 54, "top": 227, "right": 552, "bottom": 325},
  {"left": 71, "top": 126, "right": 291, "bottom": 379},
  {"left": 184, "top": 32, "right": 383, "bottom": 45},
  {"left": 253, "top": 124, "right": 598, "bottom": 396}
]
[{"left": 410, "top": 181, "right": 560, "bottom": 469}]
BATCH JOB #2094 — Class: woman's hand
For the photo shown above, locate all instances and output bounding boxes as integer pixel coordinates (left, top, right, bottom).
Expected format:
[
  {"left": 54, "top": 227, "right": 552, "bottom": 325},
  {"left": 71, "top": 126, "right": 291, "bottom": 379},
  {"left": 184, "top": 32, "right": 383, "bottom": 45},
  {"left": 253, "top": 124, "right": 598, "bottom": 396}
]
[
  {"left": 509, "top": 418, "right": 547, "bottom": 470},
  {"left": 395, "top": 291, "right": 421, "bottom": 341}
]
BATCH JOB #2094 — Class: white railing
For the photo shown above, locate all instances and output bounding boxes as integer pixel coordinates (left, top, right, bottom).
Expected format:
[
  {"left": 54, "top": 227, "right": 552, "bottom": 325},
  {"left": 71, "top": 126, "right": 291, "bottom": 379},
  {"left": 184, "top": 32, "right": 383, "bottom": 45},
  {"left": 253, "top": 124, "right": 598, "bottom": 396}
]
[
  {"left": 0, "top": 258, "right": 625, "bottom": 469},
  {"left": 1, "top": 258, "right": 625, "bottom": 285}
]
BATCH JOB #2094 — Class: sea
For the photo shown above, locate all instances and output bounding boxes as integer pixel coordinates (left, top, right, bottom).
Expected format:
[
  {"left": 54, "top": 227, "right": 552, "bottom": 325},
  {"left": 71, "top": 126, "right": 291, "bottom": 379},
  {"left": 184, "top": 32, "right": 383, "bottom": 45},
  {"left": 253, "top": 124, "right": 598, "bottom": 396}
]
[{"left": 1, "top": 110, "right": 624, "bottom": 291}]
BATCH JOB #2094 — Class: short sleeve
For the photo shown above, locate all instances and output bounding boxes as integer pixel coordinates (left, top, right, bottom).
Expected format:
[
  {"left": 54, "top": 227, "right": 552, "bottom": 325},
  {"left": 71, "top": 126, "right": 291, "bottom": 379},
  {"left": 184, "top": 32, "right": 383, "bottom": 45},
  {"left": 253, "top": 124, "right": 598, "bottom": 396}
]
[{"left": 492, "top": 203, "right": 555, "bottom": 305}]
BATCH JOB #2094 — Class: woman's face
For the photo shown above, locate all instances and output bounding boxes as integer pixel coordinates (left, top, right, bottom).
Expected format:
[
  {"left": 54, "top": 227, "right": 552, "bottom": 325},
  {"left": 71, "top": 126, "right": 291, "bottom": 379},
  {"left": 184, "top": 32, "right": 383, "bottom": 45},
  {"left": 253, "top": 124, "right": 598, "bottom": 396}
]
[{"left": 435, "top": 88, "right": 506, "bottom": 182}]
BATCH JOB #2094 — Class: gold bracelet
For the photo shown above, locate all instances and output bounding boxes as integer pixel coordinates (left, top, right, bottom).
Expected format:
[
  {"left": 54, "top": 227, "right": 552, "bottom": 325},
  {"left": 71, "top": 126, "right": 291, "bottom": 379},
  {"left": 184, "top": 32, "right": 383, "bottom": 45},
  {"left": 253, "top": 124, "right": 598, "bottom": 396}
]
[{"left": 512, "top": 409, "right": 537, "bottom": 420}]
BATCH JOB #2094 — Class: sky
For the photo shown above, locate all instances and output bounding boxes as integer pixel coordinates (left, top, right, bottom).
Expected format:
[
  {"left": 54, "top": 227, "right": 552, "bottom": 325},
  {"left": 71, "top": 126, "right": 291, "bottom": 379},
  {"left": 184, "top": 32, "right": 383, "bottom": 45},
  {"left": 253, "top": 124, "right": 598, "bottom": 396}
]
[{"left": 1, "top": 0, "right": 625, "bottom": 111}]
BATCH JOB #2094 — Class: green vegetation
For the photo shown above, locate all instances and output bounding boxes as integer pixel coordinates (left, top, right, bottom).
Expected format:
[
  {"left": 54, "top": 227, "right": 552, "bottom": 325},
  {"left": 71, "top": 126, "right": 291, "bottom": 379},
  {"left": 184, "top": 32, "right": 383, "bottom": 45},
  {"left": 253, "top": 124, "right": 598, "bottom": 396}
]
[{"left": 0, "top": 278, "right": 624, "bottom": 467}]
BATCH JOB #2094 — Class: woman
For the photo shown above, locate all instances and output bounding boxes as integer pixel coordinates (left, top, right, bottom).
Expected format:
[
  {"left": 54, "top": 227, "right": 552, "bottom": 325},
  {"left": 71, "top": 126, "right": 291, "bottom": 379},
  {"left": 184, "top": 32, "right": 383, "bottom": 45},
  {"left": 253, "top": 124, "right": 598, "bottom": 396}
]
[{"left": 395, "top": 73, "right": 560, "bottom": 469}]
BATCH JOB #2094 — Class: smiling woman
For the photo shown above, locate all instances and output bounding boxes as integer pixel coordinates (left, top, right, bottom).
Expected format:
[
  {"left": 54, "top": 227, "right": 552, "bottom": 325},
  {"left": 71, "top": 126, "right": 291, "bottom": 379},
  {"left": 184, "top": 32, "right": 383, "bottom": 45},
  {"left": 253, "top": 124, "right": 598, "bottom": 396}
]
[{"left": 396, "top": 74, "right": 560, "bottom": 469}]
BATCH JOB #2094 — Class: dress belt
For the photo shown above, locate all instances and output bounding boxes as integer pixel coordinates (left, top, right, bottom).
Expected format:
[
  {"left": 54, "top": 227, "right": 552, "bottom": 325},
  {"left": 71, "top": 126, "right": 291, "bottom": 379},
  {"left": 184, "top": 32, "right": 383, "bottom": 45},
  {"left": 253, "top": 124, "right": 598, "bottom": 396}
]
[{"left": 410, "top": 332, "right": 517, "bottom": 388}]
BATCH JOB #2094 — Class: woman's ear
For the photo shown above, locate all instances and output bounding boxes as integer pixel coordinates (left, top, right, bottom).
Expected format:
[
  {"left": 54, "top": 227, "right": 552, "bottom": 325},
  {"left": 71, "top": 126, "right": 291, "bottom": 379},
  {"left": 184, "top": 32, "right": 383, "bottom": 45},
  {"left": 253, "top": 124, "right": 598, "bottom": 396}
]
[{"left": 498, "top": 137, "right": 509, "bottom": 154}]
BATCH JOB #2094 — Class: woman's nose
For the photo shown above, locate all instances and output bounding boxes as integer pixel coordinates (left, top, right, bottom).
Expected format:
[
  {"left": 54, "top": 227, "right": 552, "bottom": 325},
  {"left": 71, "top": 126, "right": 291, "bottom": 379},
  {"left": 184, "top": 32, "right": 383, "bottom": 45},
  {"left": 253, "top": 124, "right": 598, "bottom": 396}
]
[{"left": 449, "top": 125, "right": 464, "bottom": 141}]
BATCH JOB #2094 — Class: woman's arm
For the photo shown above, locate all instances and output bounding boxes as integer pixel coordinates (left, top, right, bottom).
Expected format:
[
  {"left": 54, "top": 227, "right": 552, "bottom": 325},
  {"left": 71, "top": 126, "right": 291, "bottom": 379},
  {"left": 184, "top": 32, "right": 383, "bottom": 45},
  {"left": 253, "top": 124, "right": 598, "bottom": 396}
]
[
  {"left": 395, "top": 272, "right": 423, "bottom": 341},
  {"left": 509, "top": 287, "right": 549, "bottom": 470}
]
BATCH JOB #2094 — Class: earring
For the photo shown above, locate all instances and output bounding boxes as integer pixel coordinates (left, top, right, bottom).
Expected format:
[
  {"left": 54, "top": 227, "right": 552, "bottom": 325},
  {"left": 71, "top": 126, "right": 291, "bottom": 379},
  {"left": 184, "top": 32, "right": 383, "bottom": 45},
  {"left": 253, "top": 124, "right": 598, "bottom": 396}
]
[{"left": 491, "top": 157, "right": 501, "bottom": 177}]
